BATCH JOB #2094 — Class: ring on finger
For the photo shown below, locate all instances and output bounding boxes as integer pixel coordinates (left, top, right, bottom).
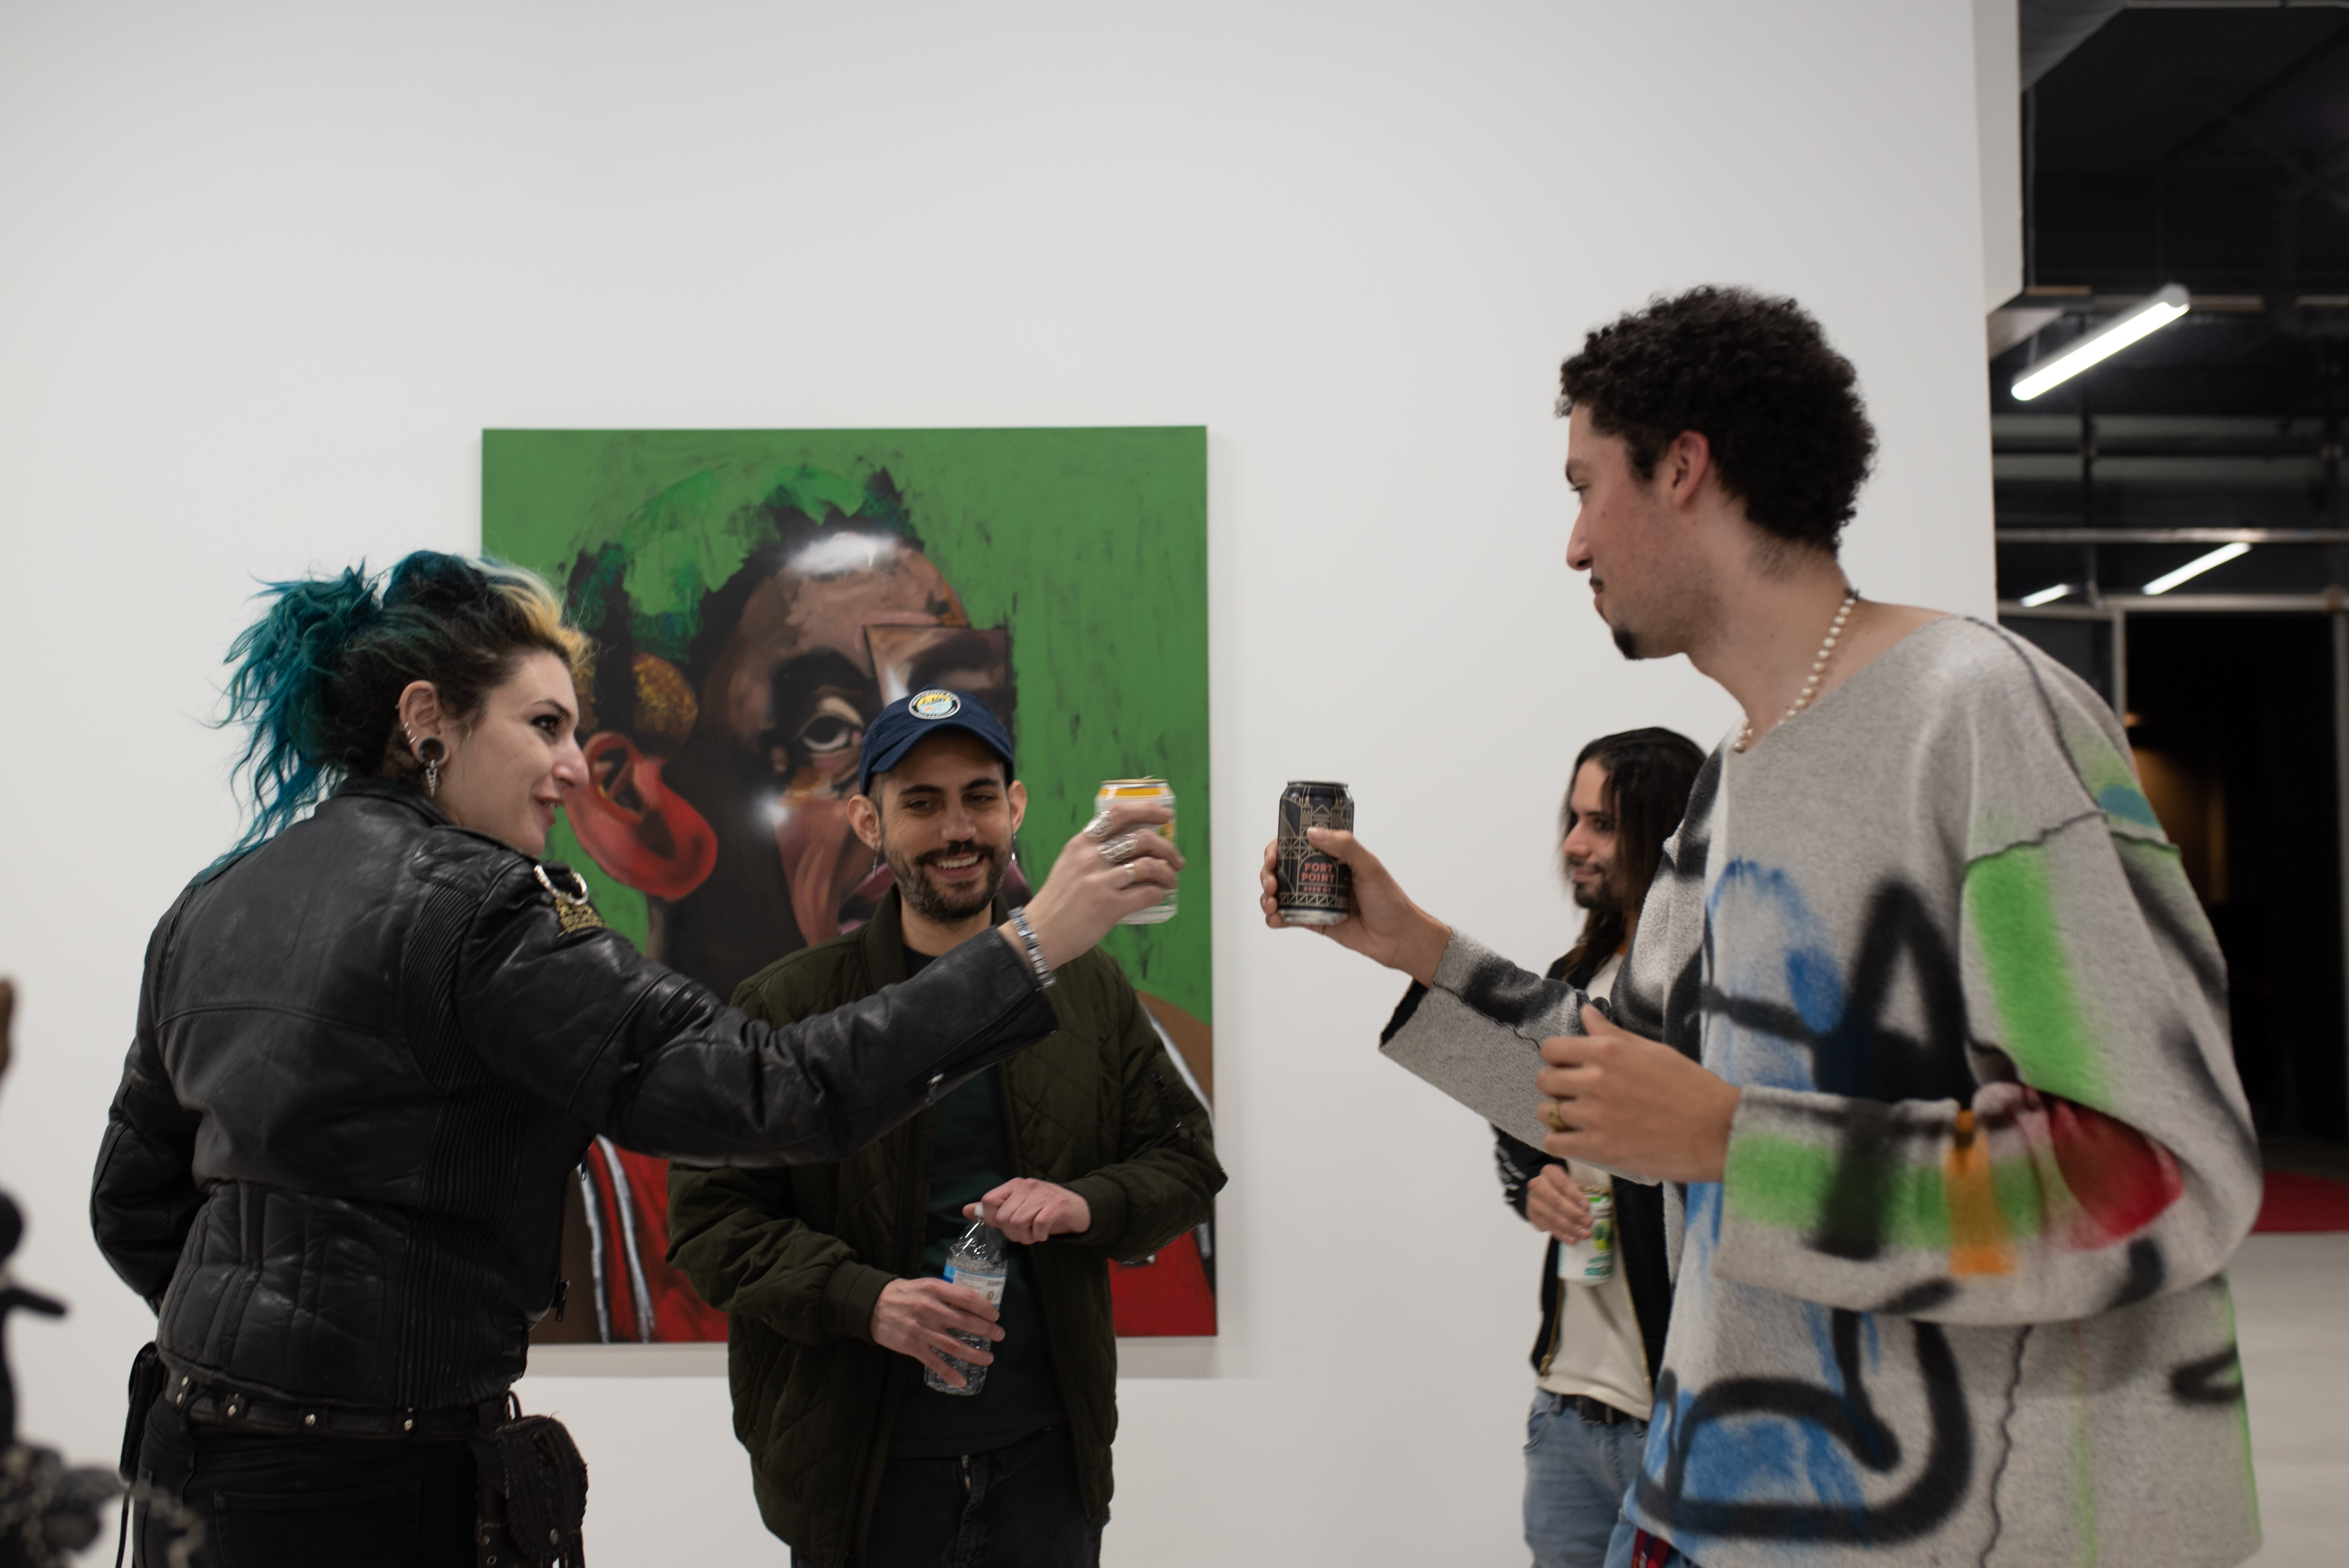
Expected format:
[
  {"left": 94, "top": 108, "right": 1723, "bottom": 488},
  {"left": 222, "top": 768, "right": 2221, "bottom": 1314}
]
[
  {"left": 1099, "top": 834, "right": 1140, "bottom": 866},
  {"left": 1121, "top": 864, "right": 1136, "bottom": 887},
  {"left": 1084, "top": 812, "right": 1115, "bottom": 840},
  {"left": 1539, "top": 1100, "right": 1563, "bottom": 1132}
]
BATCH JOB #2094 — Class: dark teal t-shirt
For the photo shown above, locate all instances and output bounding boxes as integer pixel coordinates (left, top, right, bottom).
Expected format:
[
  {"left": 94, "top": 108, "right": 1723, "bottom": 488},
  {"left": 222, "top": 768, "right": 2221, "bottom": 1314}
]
[{"left": 888, "top": 947, "right": 1065, "bottom": 1458}]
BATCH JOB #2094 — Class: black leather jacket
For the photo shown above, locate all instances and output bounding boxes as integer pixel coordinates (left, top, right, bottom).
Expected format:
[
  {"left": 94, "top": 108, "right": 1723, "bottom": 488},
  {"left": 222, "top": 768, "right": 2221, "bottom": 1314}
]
[{"left": 89, "top": 776, "right": 1057, "bottom": 1413}]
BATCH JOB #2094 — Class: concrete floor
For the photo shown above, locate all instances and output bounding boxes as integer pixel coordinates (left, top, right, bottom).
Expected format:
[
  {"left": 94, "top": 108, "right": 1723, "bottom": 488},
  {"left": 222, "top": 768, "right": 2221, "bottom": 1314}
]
[{"left": 2234, "top": 1232, "right": 2349, "bottom": 1566}]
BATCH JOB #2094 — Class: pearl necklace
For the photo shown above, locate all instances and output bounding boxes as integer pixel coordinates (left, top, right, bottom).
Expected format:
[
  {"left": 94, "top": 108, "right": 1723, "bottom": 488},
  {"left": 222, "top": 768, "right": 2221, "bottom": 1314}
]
[{"left": 1734, "top": 588, "right": 1859, "bottom": 753}]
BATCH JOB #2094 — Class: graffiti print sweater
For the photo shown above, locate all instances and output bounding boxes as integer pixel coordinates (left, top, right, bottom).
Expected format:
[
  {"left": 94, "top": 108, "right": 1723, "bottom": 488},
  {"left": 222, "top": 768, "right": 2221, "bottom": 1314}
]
[{"left": 1387, "top": 616, "right": 2261, "bottom": 1568}]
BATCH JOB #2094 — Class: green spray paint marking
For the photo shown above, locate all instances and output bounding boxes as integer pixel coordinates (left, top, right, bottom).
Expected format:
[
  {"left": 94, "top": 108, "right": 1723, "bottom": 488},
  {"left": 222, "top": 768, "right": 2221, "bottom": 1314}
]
[
  {"left": 1967, "top": 844, "right": 2108, "bottom": 1105},
  {"left": 2218, "top": 1282, "right": 2261, "bottom": 1526},
  {"left": 2069, "top": 1323, "right": 2101, "bottom": 1565},
  {"left": 1724, "top": 1132, "right": 2060, "bottom": 1248}
]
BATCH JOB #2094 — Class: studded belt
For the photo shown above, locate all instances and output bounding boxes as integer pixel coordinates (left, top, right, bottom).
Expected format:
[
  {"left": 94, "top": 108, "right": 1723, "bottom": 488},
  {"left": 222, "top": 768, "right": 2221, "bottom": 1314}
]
[{"left": 171, "top": 1371, "right": 508, "bottom": 1440}]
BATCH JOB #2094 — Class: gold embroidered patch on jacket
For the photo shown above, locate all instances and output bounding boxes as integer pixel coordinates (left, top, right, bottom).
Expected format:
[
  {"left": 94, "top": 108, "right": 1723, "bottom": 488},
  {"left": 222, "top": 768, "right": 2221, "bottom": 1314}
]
[{"left": 535, "top": 862, "right": 607, "bottom": 935}]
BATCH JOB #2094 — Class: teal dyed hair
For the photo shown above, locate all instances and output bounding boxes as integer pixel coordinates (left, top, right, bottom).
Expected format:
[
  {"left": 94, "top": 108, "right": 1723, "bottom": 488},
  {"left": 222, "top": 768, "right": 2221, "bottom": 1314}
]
[{"left": 218, "top": 551, "right": 590, "bottom": 853}]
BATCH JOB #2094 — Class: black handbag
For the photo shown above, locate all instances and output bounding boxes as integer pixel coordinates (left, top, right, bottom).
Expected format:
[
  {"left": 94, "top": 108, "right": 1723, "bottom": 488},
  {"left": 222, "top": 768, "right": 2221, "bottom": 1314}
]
[
  {"left": 116, "top": 1344, "right": 166, "bottom": 1483},
  {"left": 467, "top": 1397, "right": 588, "bottom": 1568}
]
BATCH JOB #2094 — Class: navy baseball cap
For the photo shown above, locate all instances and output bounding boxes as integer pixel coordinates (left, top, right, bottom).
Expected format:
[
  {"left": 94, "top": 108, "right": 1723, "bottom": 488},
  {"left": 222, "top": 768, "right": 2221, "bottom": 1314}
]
[{"left": 857, "top": 689, "right": 1016, "bottom": 796}]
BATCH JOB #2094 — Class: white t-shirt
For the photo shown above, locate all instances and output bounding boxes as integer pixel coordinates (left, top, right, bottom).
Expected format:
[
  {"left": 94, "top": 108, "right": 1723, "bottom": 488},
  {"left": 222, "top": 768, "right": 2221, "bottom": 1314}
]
[{"left": 1535, "top": 950, "right": 1652, "bottom": 1420}]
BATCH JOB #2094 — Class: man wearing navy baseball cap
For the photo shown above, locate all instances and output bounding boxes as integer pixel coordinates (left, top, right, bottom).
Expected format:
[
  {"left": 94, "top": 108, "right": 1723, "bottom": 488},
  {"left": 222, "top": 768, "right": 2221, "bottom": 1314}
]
[
  {"left": 669, "top": 689, "right": 1225, "bottom": 1568},
  {"left": 856, "top": 686, "right": 1019, "bottom": 796}
]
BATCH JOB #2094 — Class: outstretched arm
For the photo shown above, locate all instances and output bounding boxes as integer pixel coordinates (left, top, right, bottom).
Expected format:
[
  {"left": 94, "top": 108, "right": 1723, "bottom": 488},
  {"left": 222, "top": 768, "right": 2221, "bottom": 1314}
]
[
  {"left": 1257, "top": 828, "right": 1451, "bottom": 985},
  {"left": 464, "top": 801, "right": 1185, "bottom": 1167}
]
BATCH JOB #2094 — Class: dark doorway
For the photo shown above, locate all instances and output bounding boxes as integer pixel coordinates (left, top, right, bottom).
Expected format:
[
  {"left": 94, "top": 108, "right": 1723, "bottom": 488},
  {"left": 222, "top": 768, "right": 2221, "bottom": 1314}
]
[{"left": 2125, "top": 614, "right": 2346, "bottom": 1141}]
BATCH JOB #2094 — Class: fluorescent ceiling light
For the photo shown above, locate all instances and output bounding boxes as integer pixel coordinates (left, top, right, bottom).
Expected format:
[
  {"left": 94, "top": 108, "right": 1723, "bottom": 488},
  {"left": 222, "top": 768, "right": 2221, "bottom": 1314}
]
[
  {"left": 2011, "top": 284, "right": 2190, "bottom": 402},
  {"left": 2142, "top": 542, "right": 2249, "bottom": 596},
  {"left": 2018, "top": 583, "right": 2072, "bottom": 607}
]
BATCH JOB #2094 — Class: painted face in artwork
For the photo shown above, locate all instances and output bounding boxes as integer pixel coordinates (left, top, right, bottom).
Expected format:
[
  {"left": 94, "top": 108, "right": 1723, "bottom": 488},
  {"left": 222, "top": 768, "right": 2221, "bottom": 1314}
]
[{"left": 563, "top": 525, "right": 1012, "bottom": 997}]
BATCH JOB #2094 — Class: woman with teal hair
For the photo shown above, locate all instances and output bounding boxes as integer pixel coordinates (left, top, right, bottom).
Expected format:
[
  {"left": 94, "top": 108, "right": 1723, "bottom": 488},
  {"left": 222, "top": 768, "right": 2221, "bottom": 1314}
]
[{"left": 89, "top": 551, "right": 1176, "bottom": 1567}]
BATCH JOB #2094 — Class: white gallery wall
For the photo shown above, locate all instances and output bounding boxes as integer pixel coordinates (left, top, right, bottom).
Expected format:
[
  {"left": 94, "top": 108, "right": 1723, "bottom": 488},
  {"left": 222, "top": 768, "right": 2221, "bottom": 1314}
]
[{"left": 0, "top": 2, "right": 1997, "bottom": 1562}]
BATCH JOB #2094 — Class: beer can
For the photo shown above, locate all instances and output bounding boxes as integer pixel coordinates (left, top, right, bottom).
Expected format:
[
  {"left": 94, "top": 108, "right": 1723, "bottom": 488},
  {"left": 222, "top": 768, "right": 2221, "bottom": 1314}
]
[
  {"left": 1556, "top": 1189, "right": 1616, "bottom": 1284},
  {"left": 1096, "top": 778, "right": 1177, "bottom": 925},
  {"left": 1275, "top": 780, "right": 1353, "bottom": 925}
]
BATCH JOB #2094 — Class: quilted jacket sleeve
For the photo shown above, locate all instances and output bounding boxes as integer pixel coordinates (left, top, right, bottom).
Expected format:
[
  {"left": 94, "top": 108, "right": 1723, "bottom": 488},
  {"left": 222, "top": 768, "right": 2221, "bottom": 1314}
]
[
  {"left": 666, "top": 1161, "right": 887, "bottom": 1346},
  {"left": 90, "top": 891, "right": 206, "bottom": 1310},
  {"left": 1058, "top": 974, "right": 1226, "bottom": 1263}
]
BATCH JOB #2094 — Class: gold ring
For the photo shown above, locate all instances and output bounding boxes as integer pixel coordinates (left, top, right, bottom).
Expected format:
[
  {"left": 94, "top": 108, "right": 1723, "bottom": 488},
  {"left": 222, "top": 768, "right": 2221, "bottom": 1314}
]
[
  {"left": 1539, "top": 1100, "right": 1562, "bottom": 1132},
  {"left": 1122, "top": 864, "right": 1136, "bottom": 887}
]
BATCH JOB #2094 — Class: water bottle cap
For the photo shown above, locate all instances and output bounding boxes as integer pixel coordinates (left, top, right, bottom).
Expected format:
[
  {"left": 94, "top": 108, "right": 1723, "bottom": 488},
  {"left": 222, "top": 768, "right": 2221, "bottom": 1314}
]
[{"left": 973, "top": 1202, "right": 988, "bottom": 1226}]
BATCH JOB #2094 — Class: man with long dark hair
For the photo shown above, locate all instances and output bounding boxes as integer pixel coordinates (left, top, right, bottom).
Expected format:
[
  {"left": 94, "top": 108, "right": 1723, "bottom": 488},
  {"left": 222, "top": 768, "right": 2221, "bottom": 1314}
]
[{"left": 1499, "top": 730, "right": 1704, "bottom": 1568}]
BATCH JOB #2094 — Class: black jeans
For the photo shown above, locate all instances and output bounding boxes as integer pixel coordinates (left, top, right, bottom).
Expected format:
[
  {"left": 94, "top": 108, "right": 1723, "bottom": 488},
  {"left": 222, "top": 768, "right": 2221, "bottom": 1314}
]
[
  {"left": 132, "top": 1395, "right": 476, "bottom": 1567},
  {"left": 795, "top": 1424, "right": 1101, "bottom": 1568}
]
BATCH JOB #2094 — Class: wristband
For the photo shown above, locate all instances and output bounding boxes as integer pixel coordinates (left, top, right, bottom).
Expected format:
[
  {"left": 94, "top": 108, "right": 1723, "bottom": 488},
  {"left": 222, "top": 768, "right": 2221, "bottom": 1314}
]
[{"left": 1007, "top": 905, "right": 1056, "bottom": 990}]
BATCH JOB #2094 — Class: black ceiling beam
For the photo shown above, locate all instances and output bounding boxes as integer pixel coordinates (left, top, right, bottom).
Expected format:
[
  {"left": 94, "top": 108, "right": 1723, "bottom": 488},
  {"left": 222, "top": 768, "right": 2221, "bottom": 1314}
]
[
  {"left": 2201, "top": 97, "right": 2349, "bottom": 210},
  {"left": 2159, "top": 22, "right": 2349, "bottom": 165}
]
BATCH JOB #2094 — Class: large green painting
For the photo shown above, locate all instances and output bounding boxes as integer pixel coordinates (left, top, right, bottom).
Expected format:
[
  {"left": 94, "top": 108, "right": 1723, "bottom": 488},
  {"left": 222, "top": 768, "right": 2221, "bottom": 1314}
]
[{"left": 484, "top": 428, "right": 1215, "bottom": 1340}]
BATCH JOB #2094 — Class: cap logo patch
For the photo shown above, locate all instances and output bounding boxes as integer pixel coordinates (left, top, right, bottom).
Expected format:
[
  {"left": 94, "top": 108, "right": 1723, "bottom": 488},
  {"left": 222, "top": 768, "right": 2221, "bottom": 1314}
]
[{"left": 910, "top": 689, "right": 961, "bottom": 720}]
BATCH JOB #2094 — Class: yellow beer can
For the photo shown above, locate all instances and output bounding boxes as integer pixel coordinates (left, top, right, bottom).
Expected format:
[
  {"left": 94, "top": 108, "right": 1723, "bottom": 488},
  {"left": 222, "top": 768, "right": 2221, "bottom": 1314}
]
[{"left": 1095, "top": 778, "right": 1177, "bottom": 925}]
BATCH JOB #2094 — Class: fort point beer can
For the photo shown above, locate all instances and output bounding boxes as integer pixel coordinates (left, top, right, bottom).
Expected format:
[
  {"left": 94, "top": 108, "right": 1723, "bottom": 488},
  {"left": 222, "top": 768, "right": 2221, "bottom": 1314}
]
[
  {"left": 1096, "top": 778, "right": 1178, "bottom": 925},
  {"left": 1275, "top": 780, "right": 1353, "bottom": 925}
]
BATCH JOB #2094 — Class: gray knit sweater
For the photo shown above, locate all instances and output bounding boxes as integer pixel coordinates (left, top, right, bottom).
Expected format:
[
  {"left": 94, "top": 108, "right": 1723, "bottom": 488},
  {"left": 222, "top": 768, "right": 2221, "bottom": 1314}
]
[{"left": 1385, "top": 617, "right": 2261, "bottom": 1568}]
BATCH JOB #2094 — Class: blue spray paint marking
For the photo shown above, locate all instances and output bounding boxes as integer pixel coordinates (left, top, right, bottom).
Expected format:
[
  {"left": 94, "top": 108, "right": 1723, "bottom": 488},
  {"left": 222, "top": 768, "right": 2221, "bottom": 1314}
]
[
  {"left": 1643, "top": 860, "right": 1884, "bottom": 1542},
  {"left": 1687, "top": 1179, "right": 1725, "bottom": 1250},
  {"left": 2097, "top": 781, "right": 2159, "bottom": 828},
  {"left": 1706, "top": 860, "right": 1849, "bottom": 1091},
  {"left": 1645, "top": 1186, "right": 1872, "bottom": 1540}
]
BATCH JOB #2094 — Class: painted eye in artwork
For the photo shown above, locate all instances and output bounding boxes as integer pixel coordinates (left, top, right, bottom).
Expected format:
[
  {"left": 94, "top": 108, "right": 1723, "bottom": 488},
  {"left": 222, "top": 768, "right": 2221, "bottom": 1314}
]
[{"left": 796, "top": 696, "right": 866, "bottom": 757}]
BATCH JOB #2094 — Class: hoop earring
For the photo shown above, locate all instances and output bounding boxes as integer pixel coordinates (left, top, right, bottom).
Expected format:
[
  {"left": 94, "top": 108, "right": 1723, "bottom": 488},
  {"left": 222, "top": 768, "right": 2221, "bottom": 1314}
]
[{"left": 416, "top": 736, "right": 447, "bottom": 800}]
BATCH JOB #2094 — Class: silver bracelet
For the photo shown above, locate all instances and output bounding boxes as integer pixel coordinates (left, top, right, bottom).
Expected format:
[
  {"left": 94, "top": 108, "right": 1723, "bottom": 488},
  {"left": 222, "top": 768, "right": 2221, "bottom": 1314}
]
[{"left": 1007, "top": 905, "right": 1056, "bottom": 990}]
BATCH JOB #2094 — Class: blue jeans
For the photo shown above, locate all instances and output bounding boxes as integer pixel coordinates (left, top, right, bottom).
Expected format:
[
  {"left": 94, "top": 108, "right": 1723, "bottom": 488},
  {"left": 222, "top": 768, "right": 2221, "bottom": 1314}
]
[{"left": 1523, "top": 1389, "right": 1648, "bottom": 1568}]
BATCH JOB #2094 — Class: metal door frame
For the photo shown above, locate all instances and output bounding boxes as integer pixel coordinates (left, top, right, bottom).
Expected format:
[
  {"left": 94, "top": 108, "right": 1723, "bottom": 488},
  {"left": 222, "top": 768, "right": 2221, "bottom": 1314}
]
[{"left": 1999, "top": 588, "right": 2349, "bottom": 1134}]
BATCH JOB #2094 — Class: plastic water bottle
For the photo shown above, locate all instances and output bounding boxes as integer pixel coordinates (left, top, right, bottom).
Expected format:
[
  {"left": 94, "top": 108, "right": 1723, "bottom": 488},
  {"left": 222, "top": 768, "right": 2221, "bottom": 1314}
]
[{"left": 925, "top": 1208, "right": 1009, "bottom": 1396}]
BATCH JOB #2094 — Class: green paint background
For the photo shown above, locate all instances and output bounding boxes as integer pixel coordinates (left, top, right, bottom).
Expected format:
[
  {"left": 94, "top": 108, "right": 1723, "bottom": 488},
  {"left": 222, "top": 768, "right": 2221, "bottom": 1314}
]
[{"left": 481, "top": 428, "right": 1212, "bottom": 1025}]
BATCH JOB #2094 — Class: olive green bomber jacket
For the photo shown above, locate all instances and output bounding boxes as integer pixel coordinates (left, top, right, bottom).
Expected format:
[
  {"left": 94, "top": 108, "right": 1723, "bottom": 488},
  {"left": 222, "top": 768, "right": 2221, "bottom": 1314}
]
[{"left": 666, "top": 891, "right": 1224, "bottom": 1564}]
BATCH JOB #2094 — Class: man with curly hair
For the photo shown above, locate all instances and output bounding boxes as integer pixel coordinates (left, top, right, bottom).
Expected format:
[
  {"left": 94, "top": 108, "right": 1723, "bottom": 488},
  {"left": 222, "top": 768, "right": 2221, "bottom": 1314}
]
[{"left": 1268, "top": 288, "right": 2261, "bottom": 1568}]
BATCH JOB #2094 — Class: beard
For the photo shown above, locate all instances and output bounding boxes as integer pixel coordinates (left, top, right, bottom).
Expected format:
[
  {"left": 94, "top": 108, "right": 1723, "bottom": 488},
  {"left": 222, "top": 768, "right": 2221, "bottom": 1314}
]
[
  {"left": 1570, "top": 867, "right": 1621, "bottom": 915},
  {"left": 1595, "top": 574, "right": 1716, "bottom": 663},
  {"left": 879, "top": 826, "right": 1008, "bottom": 924}
]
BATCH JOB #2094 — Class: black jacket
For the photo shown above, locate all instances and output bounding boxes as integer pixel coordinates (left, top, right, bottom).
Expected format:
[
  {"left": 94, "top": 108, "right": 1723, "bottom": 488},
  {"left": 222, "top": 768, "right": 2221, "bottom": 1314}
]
[
  {"left": 89, "top": 777, "right": 1058, "bottom": 1413},
  {"left": 1489, "top": 953, "right": 1673, "bottom": 1386}
]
